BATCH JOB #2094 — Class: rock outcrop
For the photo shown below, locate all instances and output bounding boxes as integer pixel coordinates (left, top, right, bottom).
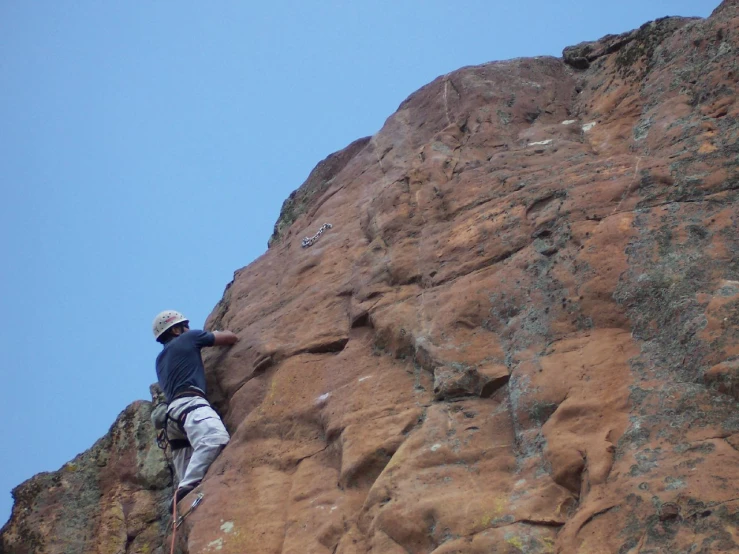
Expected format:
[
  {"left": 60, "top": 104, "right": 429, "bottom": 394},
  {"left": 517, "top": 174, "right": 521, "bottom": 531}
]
[
  {"left": 0, "top": 400, "right": 171, "bottom": 554},
  {"left": 3, "top": 1, "right": 738, "bottom": 552}
]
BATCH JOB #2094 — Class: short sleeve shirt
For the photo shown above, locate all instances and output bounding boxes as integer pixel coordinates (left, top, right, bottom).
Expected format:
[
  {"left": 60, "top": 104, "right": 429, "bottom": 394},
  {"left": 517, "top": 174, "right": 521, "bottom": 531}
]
[{"left": 156, "top": 329, "right": 215, "bottom": 401}]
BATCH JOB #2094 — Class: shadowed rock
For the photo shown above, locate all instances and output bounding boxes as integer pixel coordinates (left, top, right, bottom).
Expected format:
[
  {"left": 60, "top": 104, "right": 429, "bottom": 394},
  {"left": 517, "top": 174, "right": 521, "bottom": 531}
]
[{"left": 0, "top": 401, "right": 171, "bottom": 554}]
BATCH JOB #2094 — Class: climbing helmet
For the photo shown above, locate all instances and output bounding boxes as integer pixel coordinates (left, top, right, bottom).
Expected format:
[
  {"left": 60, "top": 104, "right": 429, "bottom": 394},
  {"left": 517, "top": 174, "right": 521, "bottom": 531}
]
[{"left": 152, "top": 310, "right": 189, "bottom": 340}]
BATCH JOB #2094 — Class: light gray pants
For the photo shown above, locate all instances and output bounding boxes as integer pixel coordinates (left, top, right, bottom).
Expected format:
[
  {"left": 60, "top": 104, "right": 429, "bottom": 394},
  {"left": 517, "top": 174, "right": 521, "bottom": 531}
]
[{"left": 167, "top": 396, "right": 230, "bottom": 489}]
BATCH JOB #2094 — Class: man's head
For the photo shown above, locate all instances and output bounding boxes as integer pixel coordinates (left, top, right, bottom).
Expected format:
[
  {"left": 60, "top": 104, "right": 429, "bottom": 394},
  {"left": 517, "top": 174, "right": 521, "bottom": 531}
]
[{"left": 152, "top": 310, "right": 190, "bottom": 344}]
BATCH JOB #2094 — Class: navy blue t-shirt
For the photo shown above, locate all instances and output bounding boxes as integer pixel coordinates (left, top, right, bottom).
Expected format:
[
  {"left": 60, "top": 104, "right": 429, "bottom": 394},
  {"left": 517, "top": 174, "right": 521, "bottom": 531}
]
[{"left": 156, "top": 329, "right": 215, "bottom": 401}]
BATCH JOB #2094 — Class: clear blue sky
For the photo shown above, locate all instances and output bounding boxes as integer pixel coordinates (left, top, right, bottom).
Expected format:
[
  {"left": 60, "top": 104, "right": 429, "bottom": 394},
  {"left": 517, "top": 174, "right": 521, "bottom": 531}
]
[{"left": 0, "top": 0, "right": 716, "bottom": 525}]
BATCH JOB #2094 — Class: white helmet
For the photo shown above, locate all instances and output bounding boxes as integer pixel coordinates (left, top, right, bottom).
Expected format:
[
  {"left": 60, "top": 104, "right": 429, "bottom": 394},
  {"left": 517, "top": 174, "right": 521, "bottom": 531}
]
[{"left": 152, "top": 310, "right": 189, "bottom": 340}]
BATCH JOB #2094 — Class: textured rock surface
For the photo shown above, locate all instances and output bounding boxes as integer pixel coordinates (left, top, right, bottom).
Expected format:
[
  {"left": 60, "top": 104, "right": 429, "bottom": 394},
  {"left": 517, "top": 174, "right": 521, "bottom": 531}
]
[
  {"left": 3, "top": 1, "right": 739, "bottom": 552},
  {"left": 0, "top": 400, "right": 171, "bottom": 554}
]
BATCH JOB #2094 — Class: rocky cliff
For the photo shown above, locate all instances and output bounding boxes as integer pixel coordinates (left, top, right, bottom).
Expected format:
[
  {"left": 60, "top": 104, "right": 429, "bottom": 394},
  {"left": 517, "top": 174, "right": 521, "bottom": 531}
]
[
  {"left": 3, "top": 1, "right": 739, "bottom": 552},
  {"left": 0, "top": 400, "right": 171, "bottom": 554}
]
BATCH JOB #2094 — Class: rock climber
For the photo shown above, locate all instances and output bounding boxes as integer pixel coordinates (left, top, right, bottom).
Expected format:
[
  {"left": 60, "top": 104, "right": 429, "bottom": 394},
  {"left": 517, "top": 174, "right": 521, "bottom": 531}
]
[{"left": 152, "top": 310, "right": 239, "bottom": 507}]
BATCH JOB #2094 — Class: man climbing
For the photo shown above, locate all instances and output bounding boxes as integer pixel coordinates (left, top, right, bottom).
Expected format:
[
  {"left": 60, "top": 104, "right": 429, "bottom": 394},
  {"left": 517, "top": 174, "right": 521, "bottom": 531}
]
[{"left": 152, "top": 310, "right": 239, "bottom": 507}]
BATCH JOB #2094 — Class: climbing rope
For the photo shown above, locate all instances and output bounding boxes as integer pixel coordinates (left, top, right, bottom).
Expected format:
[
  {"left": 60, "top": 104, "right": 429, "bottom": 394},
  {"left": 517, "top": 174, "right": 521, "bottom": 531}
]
[
  {"left": 170, "top": 492, "right": 204, "bottom": 553},
  {"left": 170, "top": 494, "right": 178, "bottom": 554},
  {"left": 176, "top": 493, "right": 204, "bottom": 529},
  {"left": 301, "top": 223, "right": 333, "bottom": 248}
]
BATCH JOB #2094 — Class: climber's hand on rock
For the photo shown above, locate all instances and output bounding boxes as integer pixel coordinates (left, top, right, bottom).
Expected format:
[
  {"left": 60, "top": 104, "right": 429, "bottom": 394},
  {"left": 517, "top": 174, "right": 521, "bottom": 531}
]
[{"left": 213, "top": 330, "right": 239, "bottom": 346}]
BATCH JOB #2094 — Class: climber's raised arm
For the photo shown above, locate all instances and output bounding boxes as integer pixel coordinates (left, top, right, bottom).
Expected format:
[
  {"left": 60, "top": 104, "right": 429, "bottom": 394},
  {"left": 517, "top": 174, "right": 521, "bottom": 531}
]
[{"left": 213, "top": 330, "right": 239, "bottom": 346}]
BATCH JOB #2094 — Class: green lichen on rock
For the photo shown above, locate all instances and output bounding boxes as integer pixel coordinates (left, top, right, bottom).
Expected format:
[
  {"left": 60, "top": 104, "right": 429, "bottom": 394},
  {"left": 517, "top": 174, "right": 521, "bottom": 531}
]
[
  {"left": 614, "top": 17, "right": 697, "bottom": 77},
  {"left": 269, "top": 188, "right": 313, "bottom": 248},
  {"left": 268, "top": 136, "right": 370, "bottom": 248},
  {"left": 0, "top": 401, "right": 171, "bottom": 554},
  {"left": 562, "top": 16, "right": 697, "bottom": 74},
  {"left": 529, "top": 400, "right": 558, "bottom": 426}
]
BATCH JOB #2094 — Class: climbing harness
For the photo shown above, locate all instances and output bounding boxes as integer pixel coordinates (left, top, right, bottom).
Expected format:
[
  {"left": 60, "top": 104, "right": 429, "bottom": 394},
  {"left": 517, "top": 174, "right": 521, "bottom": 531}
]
[
  {"left": 155, "top": 399, "right": 209, "bottom": 453},
  {"left": 301, "top": 223, "right": 333, "bottom": 248}
]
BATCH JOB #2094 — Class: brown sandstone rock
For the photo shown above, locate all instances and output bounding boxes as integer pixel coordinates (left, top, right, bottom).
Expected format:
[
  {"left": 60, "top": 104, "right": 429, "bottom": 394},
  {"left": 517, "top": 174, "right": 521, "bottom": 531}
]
[{"left": 3, "top": 1, "right": 739, "bottom": 552}]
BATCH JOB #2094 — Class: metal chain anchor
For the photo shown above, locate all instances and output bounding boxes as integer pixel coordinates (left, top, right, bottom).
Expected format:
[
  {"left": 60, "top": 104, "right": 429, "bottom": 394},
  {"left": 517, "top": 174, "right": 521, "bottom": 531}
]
[{"left": 301, "top": 223, "right": 333, "bottom": 248}]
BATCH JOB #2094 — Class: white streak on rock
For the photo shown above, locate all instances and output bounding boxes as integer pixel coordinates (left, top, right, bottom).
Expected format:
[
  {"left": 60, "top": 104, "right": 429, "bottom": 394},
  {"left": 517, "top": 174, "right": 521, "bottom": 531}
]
[
  {"left": 431, "top": 443, "right": 442, "bottom": 452},
  {"left": 529, "top": 139, "right": 553, "bottom": 146},
  {"left": 358, "top": 375, "right": 372, "bottom": 382},
  {"left": 315, "top": 393, "right": 331, "bottom": 406},
  {"left": 220, "top": 521, "right": 235, "bottom": 534},
  {"left": 582, "top": 122, "right": 597, "bottom": 132},
  {"left": 561, "top": 120, "right": 577, "bottom": 125}
]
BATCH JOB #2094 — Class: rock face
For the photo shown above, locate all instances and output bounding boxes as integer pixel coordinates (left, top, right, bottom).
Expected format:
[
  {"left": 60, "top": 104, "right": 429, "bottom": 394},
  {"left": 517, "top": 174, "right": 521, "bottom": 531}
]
[
  {"left": 3, "top": 1, "right": 739, "bottom": 552},
  {"left": 0, "top": 400, "right": 171, "bottom": 554}
]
